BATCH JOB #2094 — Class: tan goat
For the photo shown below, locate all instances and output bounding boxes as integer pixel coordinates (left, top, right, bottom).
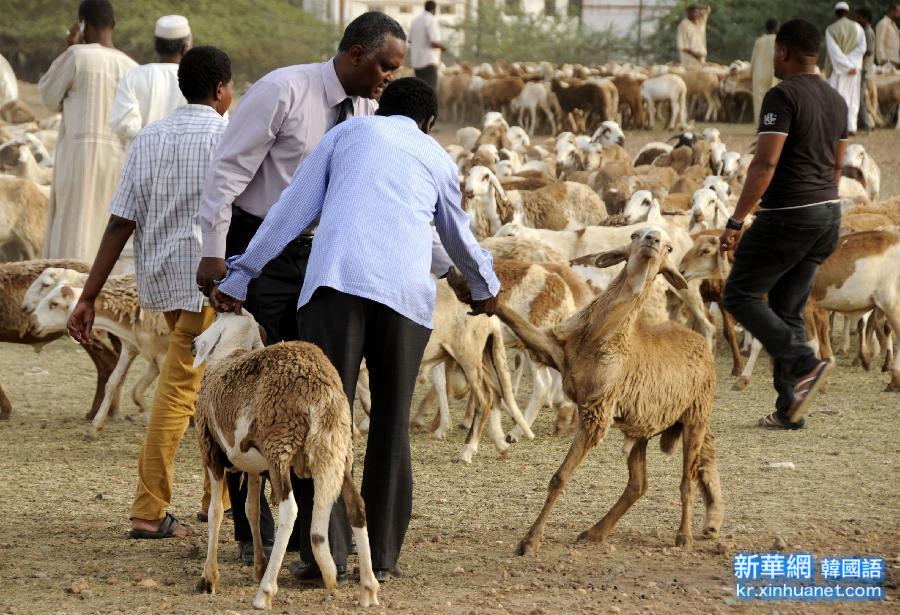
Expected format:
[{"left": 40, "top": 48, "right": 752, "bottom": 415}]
[{"left": 490, "top": 226, "right": 723, "bottom": 554}]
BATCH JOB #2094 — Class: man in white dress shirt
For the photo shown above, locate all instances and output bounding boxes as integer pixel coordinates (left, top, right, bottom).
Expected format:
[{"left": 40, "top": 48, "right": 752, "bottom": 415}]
[
  {"left": 109, "top": 15, "right": 191, "bottom": 150},
  {"left": 409, "top": 1, "right": 445, "bottom": 91}
]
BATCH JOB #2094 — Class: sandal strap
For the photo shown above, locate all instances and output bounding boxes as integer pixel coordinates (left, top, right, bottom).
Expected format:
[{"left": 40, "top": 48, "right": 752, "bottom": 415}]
[{"left": 157, "top": 513, "right": 179, "bottom": 536}]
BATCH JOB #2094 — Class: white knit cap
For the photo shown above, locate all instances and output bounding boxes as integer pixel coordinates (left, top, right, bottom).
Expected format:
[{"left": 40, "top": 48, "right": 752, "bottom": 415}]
[
  {"left": 833, "top": 2, "right": 849, "bottom": 10},
  {"left": 155, "top": 15, "right": 191, "bottom": 39}
]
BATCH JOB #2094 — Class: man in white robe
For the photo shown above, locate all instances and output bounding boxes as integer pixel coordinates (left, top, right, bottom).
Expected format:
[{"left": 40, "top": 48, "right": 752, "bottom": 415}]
[
  {"left": 825, "top": 2, "right": 866, "bottom": 134},
  {"left": 875, "top": 4, "right": 900, "bottom": 67},
  {"left": 751, "top": 19, "right": 779, "bottom": 123},
  {"left": 109, "top": 15, "right": 191, "bottom": 150},
  {"left": 0, "top": 53, "right": 18, "bottom": 106},
  {"left": 38, "top": 0, "right": 136, "bottom": 262}
]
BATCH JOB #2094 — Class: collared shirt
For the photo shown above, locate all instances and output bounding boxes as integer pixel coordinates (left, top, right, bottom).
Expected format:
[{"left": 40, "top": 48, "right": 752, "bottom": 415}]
[
  {"left": 109, "top": 63, "right": 186, "bottom": 147},
  {"left": 219, "top": 115, "right": 499, "bottom": 329},
  {"left": 199, "top": 58, "right": 377, "bottom": 258},
  {"left": 109, "top": 104, "right": 228, "bottom": 312},
  {"left": 410, "top": 11, "right": 442, "bottom": 69}
]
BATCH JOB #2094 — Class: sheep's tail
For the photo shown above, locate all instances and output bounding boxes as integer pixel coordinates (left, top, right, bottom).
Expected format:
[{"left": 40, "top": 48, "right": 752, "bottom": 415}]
[{"left": 659, "top": 421, "right": 683, "bottom": 455}]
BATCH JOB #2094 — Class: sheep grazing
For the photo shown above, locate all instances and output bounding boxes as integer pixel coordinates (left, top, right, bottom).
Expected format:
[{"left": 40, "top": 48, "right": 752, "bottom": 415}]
[
  {"left": 0, "top": 175, "right": 49, "bottom": 261},
  {"left": 551, "top": 79, "right": 606, "bottom": 130},
  {"left": 510, "top": 82, "right": 559, "bottom": 136},
  {"left": 632, "top": 142, "right": 672, "bottom": 167},
  {"left": 0, "top": 260, "right": 119, "bottom": 421},
  {"left": 480, "top": 77, "right": 526, "bottom": 114},
  {"left": 192, "top": 311, "right": 379, "bottom": 610},
  {"left": 491, "top": 226, "right": 722, "bottom": 554}
]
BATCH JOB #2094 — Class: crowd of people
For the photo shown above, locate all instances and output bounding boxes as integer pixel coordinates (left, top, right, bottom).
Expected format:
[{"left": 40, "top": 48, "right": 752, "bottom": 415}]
[{"left": 2, "top": 0, "right": 884, "bottom": 590}]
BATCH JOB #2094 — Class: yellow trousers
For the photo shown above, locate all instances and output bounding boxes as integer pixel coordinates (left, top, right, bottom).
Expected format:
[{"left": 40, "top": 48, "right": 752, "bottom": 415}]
[{"left": 130, "top": 307, "right": 229, "bottom": 520}]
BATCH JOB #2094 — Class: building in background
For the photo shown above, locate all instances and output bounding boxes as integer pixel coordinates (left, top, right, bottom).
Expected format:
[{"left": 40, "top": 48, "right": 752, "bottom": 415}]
[{"left": 579, "top": 0, "right": 674, "bottom": 38}]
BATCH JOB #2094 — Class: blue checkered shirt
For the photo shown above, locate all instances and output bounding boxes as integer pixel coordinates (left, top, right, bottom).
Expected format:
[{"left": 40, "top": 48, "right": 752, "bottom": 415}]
[{"left": 218, "top": 115, "right": 499, "bottom": 328}]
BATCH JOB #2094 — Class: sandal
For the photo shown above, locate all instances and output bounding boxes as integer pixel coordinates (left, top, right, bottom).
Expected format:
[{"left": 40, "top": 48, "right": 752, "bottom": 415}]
[
  {"left": 758, "top": 412, "right": 805, "bottom": 430},
  {"left": 129, "top": 513, "right": 192, "bottom": 539},
  {"left": 786, "top": 360, "right": 834, "bottom": 423}
]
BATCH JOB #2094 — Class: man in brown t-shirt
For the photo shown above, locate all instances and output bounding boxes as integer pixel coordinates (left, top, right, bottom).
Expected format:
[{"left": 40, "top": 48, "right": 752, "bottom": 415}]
[{"left": 720, "top": 20, "right": 846, "bottom": 430}]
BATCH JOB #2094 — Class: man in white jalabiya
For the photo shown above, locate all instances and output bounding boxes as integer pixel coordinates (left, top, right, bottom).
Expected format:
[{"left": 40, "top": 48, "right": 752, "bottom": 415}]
[
  {"left": 751, "top": 19, "right": 780, "bottom": 123},
  {"left": 825, "top": 1, "right": 866, "bottom": 135},
  {"left": 0, "top": 53, "right": 18, "bottom": 106},
  {"left": 38, "top": 0, "right": 136, "bottom": 262},
  {"left": 109, "top": 15, "right": 191, "bottom": 150},
  {"left": 875, "top": 4, "right": 900, "bottom": 67},
  {"left": 677, "top": 3, "right": 711, "bottom": 67},
  {"left": 409, "top": 1, "right": 445, "bottom": 92}
]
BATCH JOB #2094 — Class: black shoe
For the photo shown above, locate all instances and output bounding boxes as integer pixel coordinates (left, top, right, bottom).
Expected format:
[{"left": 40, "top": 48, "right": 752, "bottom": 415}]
[
  {"left": 289, "top": 560, "right": 349, "bottom": 586},
  {"left": 373, "top": 566, "right": 402, "bottom": 582},
  {"left": 239, "top": 540, "right": 273, "bottom": 565}
]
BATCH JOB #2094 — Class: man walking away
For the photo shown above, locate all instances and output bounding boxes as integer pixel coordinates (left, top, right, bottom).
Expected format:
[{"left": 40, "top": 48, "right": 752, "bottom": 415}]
[
  {"left": 825, "top": 1, "right": 866, "bottom": 135},
  {"left": 721, "top": 20, "right": 846, "bottom": 430},
  {"left": 0, "top": 52, "right": 17, "bottom": 106},
  {"left": 38, "top": 0, "right": 137, "bottom": 262},
  {"left": 856, "top": 8, "right": 875, "bottom": 133},
  {"left": 875, "top": 4, "right": 900, "bottom": 68},
  {"left": 751, "top": 19, "right": 779, "bottom": 124},
  {"left": 196, "top": 11, "right": 407, "bottom": 564},
  {"left": 67, "top": 47, "right": 233, "bottom": 538},
  {"left": 109, "top": 15, "right": 191, "bottom": 151},
  {"left": 212, "top": 77, "right": 500, "bottom": 583},
  {"left": 409, "top": 1, "right": 445, "bottom": 92},
  {"left": 677, "top": 3, "right": 711, "bottom": 67}
]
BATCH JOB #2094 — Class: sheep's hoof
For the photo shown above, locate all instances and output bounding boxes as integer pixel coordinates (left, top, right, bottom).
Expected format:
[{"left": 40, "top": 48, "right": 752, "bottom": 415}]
[
  {"left": 455, "top": 444, "right": 476, "bottom": 464},
  {"left": 576, "top": 530, "right": 604, "bottom": 544},
  {"left": 884, "top": 381, "right": 900, "bottom": 393},
  {"left": 732, "top": 377, "right": 749, "bottom": 391},
  {"left": 81, "top": 431, "right": 97, "bottom": 442},
  {"left": 702, "top": 526, "right": 720, "bottom": 540},
  {"left": 515, "top": 538, "right": 539, "bottom": 556},
  {"left": 195, "top": 576, "right": 215, "bottom": 594},
  {"left": 430, "top": 427, "right": 447, "bottom": 441},
  {"left": 730, "top": 367, "right": 743, "bottom": 377},
  {"left": 252, "top": 585, "right": 274, "bottom": 610},
  {"left": 505, "top": 432, "right": 519, "bottom": 444},
  {"left": 674, "top": 532, "right": 693, "bottom": 548},
  {"left": 359, "top": 583, "right": 380, "bottom": 608}
]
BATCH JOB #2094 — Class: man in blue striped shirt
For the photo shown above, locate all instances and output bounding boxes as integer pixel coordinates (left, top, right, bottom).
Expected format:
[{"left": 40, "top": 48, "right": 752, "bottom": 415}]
[{"left": 212, "top": 77, "right": 500, "bottom": 582}]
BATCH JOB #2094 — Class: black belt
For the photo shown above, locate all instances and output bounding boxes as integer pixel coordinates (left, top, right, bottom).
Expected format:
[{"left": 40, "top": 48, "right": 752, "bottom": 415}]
[{"left": 232, "top": 206, "right": 315, "bottom": 246}]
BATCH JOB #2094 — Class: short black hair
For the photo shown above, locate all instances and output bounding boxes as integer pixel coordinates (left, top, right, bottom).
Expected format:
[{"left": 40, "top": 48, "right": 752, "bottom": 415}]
[
  {"left": 776, "top": 19, "right": 822, "bottom": 57},
  {"left": 375, "top": 77, "right": 437, "bottom": 123},
  {"left": 856, "top": 7, "right": 873, "bottom": 22},
  {"left": 765, "top": 18, "right": 779, "bottom": 34},
  {"left": 425, "top": 1, "right": 437, "bottom": 10},
  {"left": 178, "top": 46, "right": 232, "bottom": 102},
  {"left": 337, "top": 11, "right": 406, "bottom": 54},
  {"left": 78, "top": 0, "right": 114, "bottom": 29},
  {"left": 155, "top": 35, "right": 189, "bottom": 57}
]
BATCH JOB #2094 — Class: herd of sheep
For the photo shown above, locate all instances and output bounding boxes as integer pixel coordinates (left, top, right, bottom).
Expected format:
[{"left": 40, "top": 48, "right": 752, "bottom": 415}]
[{"left": 0, "top": 68, "right": 899, "bottom": 609}]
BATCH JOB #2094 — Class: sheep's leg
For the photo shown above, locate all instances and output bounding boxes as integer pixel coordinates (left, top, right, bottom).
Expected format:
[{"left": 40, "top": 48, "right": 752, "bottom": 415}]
[
  {"left": 697, "top": 430, "right": 724, "bottom": 539},
  {"left": 488, "top": 330, "right": 533, "bottom": 439},
  {"left": 130, "top": 359, "right": 160, "bottom": 415},
  {"left": 859, "top": 312, "right": 875, "bottom": 370},
  {"left": 837, "top": 312, "right": 857, "bottom": 356},
  {"left": 457, "top": 391, "right": 487, "bottom": 463},
  {"left": 197, "top": 467, "right": 226, "bottom": 594},
  {"left": 431, "top": 363, "right": 452, "bottom": 440},
  {"left": 340, "top": 473, "right": 379, "bottom": 607},
  {"left": 0, "top": 385, "right": 11, "bottom": 420},
  {"left": 577, "top": 438, "right": 648, "bottom": 544},
  {"left": 306, "top": 470, "right": 342, "bottom": 592},
  {"left": 357, "top": 365, "right": 372, "bottom": 417},
  {"left": 667, "top": 96, "right": 677, "bottom": 130},
  {"left": 487, "top": 405, "right": 510, "bottom": 455},
  {"left": 82, "top": 338, "right": 120, "bottom": 420},
  {"left": 719, "top": 303, "right": 744, "bottom": 377},
  {"left": 878, "top": 320, "right": 893, "bottom": 373},
  {"left": 676, "top": 421, "right": 706, "bottom": 548},
  {"left": 412, "top": 384, "right": 437, "bottom": 429},
  {"left": 84, "top": 344, "right": 137, "bottom": 441},
  {"left": 507, "top": 363, "right": 551, "bottom": 444},
  {"left": 516, "top": 409, "right": 608, "bottom": 556},
  {"left": 876, "top": 302, "right": 900, "bottom": 391},
  {"left": 246, "top": 474, "right": 267, "bottom": 582},
  {"left": 645, "top": 99, "right": 656, "bottom": 130},
  {"left": 733, "top": 337, "right": 763, "bottom": 391},
  {"left": 253, "top": 471, "right": 299, "bottom": 611}
]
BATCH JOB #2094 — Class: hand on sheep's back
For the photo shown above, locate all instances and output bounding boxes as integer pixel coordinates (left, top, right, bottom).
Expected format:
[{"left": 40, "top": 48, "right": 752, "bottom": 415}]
[{"left": 67, "top": 300, "right": 95, "bottom": 345}]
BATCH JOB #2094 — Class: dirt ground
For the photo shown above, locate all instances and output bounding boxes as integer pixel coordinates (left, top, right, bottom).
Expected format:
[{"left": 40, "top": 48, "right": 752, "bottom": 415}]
[{"left": 1, "top": 97, "right": 898, "bottom": 613}]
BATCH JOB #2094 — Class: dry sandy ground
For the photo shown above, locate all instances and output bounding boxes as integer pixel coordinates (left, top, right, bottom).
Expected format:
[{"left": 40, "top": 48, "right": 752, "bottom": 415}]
[{"left": 1, "top": 93, "right": 898, "bottom": 613}]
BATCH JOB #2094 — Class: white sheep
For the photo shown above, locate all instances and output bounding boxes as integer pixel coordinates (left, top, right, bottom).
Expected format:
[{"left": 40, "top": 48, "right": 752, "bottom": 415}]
[
  {"left": 0, "top": 175, "right": 48, "bottom": 261},
  {"left": 689, "top": 187, "right": 731, "bottom": 232},
  {"left": 640, "top": 73, "right": 689, "bottom": 130},
  {"left": 591, "top": 120, "right": 626, "bottom": 147},
  {"left": 842, "top": 143, "right": 880, "bottom": 201},
  {"left": 192, "top": 311, "right": 379, "bottom": 610},
  {"left": 455, "top": 126, "right": 481, "bottom": 151}
]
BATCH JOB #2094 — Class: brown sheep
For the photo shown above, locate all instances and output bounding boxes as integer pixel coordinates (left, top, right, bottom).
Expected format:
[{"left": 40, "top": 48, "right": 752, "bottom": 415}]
[
  {"left": 0, "top": 176, "right": 48, "bottom": 261},
  {"left": 0, "top": 100, "right": 36, "bottom": 124},
  {"left": 480, "top": 76, "right": 526, "bottom": 112},
  {"left": 613, "top": 74, "right": 644, "bottom": 128},
  {"left": 551, "top": 79, "right": 607, "bottom": 130},
  {"left": 491, "top": 226, "right": 723, "bottom": 554}
]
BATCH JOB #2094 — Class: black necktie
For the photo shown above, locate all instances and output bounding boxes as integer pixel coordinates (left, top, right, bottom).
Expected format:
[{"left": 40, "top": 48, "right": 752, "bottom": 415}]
[{"left": 335, "top": 97, "right": 353, "bottom": 126}]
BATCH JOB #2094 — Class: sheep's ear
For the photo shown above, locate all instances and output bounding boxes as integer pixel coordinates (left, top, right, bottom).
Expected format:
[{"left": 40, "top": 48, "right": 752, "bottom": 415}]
[
  {"left": 192, "top": 328, "right": 223, "bottom": 369},
  {"left": 489, "top": 172, "right": 508, "bottom": 202},
  {"left": 660, "top": 262, "right": 688, "bottom": 290},
  {"left": 592, "top": 247, "right": 630, "bottom": 269},
  {"left": 60, "top": 285, "right": 74, "bottom": 299}
]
